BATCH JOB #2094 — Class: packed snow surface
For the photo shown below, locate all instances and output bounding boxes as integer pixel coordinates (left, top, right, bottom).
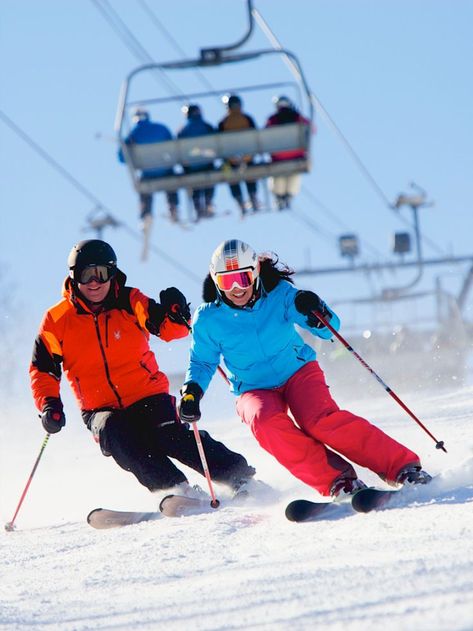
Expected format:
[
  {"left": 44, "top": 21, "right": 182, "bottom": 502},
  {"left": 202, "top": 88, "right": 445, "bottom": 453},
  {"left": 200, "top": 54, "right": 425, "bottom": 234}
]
[{"left": 1, "top": 378, "right": 473, "bottom": 630}]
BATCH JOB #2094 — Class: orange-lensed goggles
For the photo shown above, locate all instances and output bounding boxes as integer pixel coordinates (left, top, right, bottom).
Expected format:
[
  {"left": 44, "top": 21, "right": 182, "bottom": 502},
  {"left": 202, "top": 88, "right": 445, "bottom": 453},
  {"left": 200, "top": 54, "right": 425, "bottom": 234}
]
[
  {"left": 215, "top": 268, "right": 257, "bottom": 291},
  {"left": 75, "top": 265, "right": 116, "bottom": 285}
]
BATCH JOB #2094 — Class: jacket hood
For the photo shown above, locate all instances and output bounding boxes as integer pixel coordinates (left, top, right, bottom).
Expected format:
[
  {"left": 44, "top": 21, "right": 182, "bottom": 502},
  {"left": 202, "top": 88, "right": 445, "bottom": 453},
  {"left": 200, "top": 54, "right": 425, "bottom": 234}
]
[{"left": 202, "top": 273, "right": 218, "bottom": 303}]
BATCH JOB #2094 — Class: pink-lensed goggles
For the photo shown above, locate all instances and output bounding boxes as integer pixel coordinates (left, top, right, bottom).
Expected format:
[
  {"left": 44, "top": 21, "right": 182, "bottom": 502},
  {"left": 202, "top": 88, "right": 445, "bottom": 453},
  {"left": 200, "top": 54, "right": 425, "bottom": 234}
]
[{"left": 215, "top": 267, "right": 257, "bottom": 291}]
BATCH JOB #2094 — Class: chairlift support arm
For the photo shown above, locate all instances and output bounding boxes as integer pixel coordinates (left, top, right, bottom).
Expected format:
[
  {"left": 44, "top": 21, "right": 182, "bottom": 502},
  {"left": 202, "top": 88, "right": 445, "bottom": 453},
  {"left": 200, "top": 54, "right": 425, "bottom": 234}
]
[{"left": 200, "top": 0, "right": 255, "bottom": 62}]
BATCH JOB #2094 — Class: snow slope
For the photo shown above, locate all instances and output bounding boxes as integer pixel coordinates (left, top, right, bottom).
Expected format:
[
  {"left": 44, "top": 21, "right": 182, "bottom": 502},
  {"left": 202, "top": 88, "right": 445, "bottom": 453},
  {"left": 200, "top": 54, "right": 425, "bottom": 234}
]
[{"left": 1, "top": 376, "right": 473, "bottom": 631}]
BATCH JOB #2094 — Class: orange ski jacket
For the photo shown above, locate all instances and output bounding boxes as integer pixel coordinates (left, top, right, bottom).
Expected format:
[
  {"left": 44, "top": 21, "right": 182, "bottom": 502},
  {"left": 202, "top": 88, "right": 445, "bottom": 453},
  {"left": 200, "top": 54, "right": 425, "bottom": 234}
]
[{"left": 30, "top": 272, "right": 189, "bottom": 412}]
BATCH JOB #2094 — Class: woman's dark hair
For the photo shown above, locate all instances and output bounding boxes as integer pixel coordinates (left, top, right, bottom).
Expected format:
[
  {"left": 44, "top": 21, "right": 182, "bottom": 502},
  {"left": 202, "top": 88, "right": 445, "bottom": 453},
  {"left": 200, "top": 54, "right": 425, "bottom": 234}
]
[
  {"left": 202, "top": 253, "right": 294, "bottom": 302},
  {"left": 259, "top": 254, "right": 294, "bottom": 291}
]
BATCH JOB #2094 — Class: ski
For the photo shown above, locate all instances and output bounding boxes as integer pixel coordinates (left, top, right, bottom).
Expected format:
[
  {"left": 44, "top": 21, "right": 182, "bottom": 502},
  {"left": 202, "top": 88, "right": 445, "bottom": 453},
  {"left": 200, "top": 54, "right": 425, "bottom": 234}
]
[
  {"left": 351, "top": 487, "right": 399, "bottom": 513},
  {"left": 285, "top": 486, "right": 402, "bottom": 521},
  {"left": 87, "top": 508, "right": 161, "bottom": 530},
  {"left": 87, "top": 495, "right": 218, "bottom": 529},
  {"left": 285, "top": 499, "right": 348, "bottom": 522},
  {"left": 159, "top": 494, "right": 217, "bottom": 518}
]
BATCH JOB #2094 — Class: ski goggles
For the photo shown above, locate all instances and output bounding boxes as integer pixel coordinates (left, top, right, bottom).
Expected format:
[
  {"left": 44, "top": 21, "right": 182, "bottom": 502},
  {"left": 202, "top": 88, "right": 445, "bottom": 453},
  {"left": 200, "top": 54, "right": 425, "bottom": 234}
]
[
  {"left": 74, "top": 264, "right": 116, "bottom": 285},
  {"left": 215, "top": 267, "right": 257, "bottom": 291}
]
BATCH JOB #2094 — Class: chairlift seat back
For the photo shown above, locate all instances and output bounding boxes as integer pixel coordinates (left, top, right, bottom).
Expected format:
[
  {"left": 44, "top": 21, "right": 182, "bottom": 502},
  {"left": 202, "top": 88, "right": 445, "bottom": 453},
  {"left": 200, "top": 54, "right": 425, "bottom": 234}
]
[{"left": 125, "top": 123, "right": 310, "bottom": 171}]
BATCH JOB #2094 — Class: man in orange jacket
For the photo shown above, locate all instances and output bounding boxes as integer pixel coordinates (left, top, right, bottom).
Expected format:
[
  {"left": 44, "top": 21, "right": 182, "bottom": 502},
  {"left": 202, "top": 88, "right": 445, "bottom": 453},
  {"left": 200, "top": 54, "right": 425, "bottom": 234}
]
[{"left": 30, "top": 239, "right": 255, "bottom": 498}]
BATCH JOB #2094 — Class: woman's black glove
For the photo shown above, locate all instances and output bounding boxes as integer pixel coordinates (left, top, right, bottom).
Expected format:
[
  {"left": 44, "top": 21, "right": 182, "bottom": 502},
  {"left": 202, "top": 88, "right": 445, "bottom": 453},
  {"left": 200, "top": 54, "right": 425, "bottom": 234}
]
[
  {"left": 295, "top": 290, "right": 331, "bottom": 328},
  {"left": 179, "top": 382, "right": 203, "bottom": 423}
]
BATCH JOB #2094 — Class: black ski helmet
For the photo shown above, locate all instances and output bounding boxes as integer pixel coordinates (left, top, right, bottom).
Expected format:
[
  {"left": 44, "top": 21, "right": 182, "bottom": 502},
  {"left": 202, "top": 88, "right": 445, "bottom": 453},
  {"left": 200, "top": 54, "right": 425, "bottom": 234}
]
[
  {"left": 68, "top": 239, "right": 117, "bottom": 282},
  {"left": 227, "top": 94, "right": 242, "bottom": 109},
  {"left": 186, "top": 104, "right": 201, "bottom": 119}
]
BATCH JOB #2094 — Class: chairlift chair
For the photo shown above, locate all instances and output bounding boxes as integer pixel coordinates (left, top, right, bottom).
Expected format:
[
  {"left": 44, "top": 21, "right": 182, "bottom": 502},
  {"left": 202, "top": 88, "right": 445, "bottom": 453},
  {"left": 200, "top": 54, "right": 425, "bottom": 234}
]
[{"left": 115, "top": 48, "right": 314, "bottom": 196}]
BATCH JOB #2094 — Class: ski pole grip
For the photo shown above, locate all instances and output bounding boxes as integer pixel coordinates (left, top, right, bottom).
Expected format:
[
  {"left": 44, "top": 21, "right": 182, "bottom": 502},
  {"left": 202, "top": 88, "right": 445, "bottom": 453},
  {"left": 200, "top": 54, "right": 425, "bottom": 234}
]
[{"left": 171, "top": 305, "right": 192, "bottom": 331}]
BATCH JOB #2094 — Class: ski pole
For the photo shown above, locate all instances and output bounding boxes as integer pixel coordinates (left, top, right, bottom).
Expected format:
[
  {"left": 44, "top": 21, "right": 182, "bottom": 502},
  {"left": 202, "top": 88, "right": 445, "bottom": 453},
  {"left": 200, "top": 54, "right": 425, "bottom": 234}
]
[
  {"left": 191, "top": 423, "right": 220, "bottom": 508},
  {"left": 5, "top": 433, "right": 51, "bottom": 531},
  {"left": 171, "top": 310, "right": 221, "bottom": 506},
  {"left": 314, "top": 312, "right": 447, "bottom": 453}
]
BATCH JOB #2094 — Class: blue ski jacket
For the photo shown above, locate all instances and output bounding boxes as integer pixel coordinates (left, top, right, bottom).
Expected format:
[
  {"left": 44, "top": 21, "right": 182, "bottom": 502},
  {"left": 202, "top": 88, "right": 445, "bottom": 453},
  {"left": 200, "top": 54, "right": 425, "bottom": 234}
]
[
  {"left": 177, "top": 114, "right": 215, "bottom": 171},
  {"left": 184, "top": 280, "right": 340, "bottom": 395},
  {"left": 118, "top": 119, "right": 174, "bottom": 179}
]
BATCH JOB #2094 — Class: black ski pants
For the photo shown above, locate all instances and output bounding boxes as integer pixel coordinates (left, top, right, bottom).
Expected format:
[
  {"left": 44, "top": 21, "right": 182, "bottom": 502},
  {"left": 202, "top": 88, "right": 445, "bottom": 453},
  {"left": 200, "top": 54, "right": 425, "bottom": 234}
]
[{"left": 82, "top": 394, "right": 253, "bottom": 492}]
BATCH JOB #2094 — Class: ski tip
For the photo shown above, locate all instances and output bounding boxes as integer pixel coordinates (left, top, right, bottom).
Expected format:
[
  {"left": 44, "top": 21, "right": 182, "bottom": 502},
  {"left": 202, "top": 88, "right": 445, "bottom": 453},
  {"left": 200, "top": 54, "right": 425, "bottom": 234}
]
[
  {"left": 158, "top": 495, "right": 174, "bottom": 513},
  {"left": 285, "top": 499, "right": 338, "bottom": 523},
  {"left": 285, "top": 499, "right": 315, "bottom": 522},
  {"left": 86, "top": 508, "right": 103, "bottom": 524},
  {"left": 285, "top": 502, "right": 301, "bottom": 522}
]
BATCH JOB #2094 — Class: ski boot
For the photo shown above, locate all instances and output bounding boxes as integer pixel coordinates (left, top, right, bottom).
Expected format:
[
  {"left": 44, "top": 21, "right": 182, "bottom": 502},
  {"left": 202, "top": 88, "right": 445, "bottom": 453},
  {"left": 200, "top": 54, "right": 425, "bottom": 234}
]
[
  {"left": 330, "top": 477, "right": 368, "bottom": 500},
  {"left": 249, "top": 193, "right": 261, "bottom": 213},
  {"left": 168, "top": 204, "right": 179, "bottom": 223},
  {"left": 395, "top": 466, "right": 432, "bottom": 486}
]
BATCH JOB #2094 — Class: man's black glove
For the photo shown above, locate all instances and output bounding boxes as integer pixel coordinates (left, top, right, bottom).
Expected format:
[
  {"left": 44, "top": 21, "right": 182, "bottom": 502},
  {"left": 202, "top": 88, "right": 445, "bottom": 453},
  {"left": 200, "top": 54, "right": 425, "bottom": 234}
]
[
  {"left": 179, "top": 382, "right": 203, "bottom": 423},
  {"left": 159, "top": 287, "right": 191, "bottom": 324},
  {"left": 41, "top": 398, "right": 66, "bottom": 434},
  {"left": 294, "top": 290, "right": 331, "bottom": 329}
]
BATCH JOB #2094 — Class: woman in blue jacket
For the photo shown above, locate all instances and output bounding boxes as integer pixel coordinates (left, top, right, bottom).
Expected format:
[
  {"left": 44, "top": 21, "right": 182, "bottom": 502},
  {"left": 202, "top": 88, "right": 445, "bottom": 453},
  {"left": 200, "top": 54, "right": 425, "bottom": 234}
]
[{"left": 179, "top": 239, "right": 431, "bottom": 498}]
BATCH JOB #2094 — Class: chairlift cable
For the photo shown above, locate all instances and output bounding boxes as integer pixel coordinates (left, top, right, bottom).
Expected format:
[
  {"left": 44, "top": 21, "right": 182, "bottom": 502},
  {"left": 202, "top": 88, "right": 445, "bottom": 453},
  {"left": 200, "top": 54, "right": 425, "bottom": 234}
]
[
  {"left": 291, "top": 204, "right": 382, "bottom": 264},
  {"left": 136, "top": 0, "right": 215, "bottom": 93},
  {"left": 91, "top": 0, "right": 185, "bottom": 97},
  {"left": 290, "top": 206, "right": 341, "bottom": 241},
  {"left": 0, "top": 109, "right": 103, "bottom": 209},
  {"left": 300, "top": 187, "right": 384, "bottom": 259},
  {"left": 252, "top": 7, "right": 447, "bottom": 257},
  {"left": 0, "top": 109, "right": 200, "bottom": 283},
  {"left": 252, "top": 7, "right": 393, "bottom": 207}
]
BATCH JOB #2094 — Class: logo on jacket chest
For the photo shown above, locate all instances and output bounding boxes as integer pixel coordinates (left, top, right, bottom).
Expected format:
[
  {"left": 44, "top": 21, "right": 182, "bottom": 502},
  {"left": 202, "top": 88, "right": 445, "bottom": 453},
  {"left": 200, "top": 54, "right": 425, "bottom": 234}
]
[{"left": 113, "top": 329, "right": 121, "bottom": 341}]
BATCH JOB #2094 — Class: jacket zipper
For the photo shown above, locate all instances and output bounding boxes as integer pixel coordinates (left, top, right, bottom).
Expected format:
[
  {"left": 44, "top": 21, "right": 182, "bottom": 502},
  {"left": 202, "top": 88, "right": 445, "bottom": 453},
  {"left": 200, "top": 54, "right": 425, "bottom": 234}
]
[
  {"left": 93, "top": 314, "right": 123, "bottom": 408},
  {"left": 105, "top": 313, "right": 110, "bottom": 347}
]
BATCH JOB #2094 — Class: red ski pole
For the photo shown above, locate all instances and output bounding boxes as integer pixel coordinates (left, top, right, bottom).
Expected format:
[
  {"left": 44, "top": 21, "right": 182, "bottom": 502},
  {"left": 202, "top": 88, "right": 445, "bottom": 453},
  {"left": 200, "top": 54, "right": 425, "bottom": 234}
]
[
  {"left": 315, "top": 312, "right": 447, "bottom": 453},
  {"left": 5, "top": 433, "right": 51, "bottom": 531},
  {"left": 173, "top": 312, "right": 221, "bottom": 507},
  {"left": 191, "top": 424, "right": 220, "bottom": 508}
]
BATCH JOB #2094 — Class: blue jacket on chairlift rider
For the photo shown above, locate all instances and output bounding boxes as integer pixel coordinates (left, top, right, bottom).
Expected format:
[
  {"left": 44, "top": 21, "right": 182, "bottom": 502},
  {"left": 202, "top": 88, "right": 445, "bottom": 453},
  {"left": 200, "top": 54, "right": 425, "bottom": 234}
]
[
  {"left": 118, "top": 108, "right": 179, "bottom": 223},
  {"left": 118, "top": 108, "right": 174, "bottom": 179}
]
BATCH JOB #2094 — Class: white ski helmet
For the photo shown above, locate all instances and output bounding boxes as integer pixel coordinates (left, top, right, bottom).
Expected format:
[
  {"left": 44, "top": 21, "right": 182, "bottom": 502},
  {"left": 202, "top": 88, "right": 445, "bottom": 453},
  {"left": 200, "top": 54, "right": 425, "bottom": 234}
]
[
  {"left": 210, "top": 239, "right": 260, "bottom": 292},
  {"left": 131, "top": 107, "right": 149, "bottom": 123}
]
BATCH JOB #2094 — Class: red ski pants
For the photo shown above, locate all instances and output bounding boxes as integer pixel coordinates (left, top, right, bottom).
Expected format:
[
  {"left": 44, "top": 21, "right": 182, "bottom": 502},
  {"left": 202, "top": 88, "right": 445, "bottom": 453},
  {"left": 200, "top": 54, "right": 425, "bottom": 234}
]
[{"left": 236, "top": 361, "right": 420, "bottom": 496}]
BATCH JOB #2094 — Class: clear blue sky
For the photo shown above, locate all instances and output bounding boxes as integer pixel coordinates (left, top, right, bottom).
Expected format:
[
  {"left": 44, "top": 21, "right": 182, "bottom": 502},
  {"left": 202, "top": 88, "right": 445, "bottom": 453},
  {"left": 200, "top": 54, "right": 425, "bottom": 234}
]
[{"left": 1, "top": 0, "right": 473, "bottom": 393}]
